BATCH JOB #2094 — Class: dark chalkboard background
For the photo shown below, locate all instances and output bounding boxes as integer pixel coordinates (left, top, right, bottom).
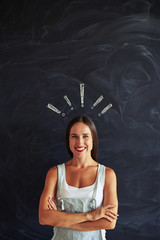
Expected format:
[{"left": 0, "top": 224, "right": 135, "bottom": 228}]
[{"left": 0, "top": 0, "right": 160, "bottom": 239}]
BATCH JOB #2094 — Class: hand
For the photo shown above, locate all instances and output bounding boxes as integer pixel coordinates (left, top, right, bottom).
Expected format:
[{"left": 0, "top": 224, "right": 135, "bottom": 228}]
[
  {"left": 47, "top": 197, "right": 57, "bottom": 210},
  {"left": 89, "top": 205, "right": 118, "bottom": 222}
]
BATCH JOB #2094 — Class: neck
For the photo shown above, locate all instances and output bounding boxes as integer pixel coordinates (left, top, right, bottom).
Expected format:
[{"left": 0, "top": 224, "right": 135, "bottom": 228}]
[{"left": 71, "top": 155, "right": 95, "bottom": 168}]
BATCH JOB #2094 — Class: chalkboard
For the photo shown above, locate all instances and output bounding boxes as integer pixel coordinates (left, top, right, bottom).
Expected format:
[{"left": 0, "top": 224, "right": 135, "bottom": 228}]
[{"left": 0, "top": 0, "right": 160, "bottom": 239}]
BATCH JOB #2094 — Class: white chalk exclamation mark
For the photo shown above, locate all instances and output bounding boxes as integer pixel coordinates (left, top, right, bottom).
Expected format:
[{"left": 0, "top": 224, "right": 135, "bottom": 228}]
[
  {"left": 64, "top": 95, "right": 74, "bottom": 110},
  {"left": 80, "top": 83, "right": 84, "bottom": 107},
  {"left": 91, "top": 95, "right": 104, "bottom": 109},
  {"left": 47, "top": 103, "right": 65, "bottom": 117},
  {"left": 98, "top": 103, "right": 112, "bottom": 117}
]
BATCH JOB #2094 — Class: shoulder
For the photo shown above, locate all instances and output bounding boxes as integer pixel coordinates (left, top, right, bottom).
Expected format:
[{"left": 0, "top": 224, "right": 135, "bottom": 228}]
[
  {"left": 45, "top": 166, "right": 58, "bottom": 184},
  {"left": 47, "top": 165, "right": 58, "bottom": 175},
  {"left": 105, "top": 167, "right": 116, "bottom": 176},
  {"left": 104, "top": 167, "right": 117, "bottom": 185}
]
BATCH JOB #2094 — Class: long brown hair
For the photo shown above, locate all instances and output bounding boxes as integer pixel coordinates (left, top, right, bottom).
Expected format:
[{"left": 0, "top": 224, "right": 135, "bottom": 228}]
[{"left": 66, "top": 116, "right": 98, "bottom": 162}]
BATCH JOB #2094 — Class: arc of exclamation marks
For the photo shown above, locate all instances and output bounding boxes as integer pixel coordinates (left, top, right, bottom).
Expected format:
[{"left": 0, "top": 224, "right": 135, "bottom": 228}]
[{"left": 47, "top": 83, "right": 112, "bottom": 117}]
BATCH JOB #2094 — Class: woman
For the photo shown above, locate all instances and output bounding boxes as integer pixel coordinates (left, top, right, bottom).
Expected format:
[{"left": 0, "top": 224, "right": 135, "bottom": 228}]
[{"left": 39, "top": 115, "right": 118, "bottom": 240}]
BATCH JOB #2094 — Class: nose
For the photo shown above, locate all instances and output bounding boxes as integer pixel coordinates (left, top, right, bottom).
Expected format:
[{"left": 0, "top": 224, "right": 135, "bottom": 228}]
[{"left": 77, "top": 136, "right": 84, "bottom": 146}]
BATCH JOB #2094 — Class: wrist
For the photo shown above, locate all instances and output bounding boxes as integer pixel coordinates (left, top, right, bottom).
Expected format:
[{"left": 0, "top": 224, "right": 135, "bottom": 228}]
[{"left": 86, "top": 211, "right": 93, "bottom": 221}]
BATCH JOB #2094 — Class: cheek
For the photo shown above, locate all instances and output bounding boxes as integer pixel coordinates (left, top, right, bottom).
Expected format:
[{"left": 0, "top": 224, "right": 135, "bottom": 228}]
[
  {"left": 69, "top": 139, "right": 72, "bottom": 148},
  {"left": 89, "top": 139, "right": 93, "bottom": 149},
  {"left": 91, "top": 141, "right": 93, "bottom": 149},
  {"left": 69, "top": 139, "right": 74, "bottom": 149}
]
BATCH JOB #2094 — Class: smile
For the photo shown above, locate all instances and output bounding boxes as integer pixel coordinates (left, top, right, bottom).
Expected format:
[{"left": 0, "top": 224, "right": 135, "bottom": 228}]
[{"left": 75, "top": 147, "right": 86, "bottom": 152}]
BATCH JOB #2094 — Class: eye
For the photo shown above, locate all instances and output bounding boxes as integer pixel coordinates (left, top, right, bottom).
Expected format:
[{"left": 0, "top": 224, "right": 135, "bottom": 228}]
[
  {"left": 71, "top": 135, "right": 77, "bottom": 138},
  {"left": 83, "top": 135, "right": 89, "bottom": 138}
]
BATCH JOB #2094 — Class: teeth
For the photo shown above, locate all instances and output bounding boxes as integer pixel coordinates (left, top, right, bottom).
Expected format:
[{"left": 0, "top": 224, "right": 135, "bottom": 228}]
[{"left": 76, "top": 147, "right": 85, "bottom": 150}]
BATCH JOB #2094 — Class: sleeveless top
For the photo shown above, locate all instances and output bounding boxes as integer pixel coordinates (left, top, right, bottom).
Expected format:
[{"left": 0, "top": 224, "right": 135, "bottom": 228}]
[{"left": 51, "top": 163, "right": 106, "bottom": 240}]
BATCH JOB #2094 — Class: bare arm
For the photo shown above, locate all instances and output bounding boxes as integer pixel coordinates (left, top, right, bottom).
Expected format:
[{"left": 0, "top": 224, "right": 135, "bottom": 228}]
[{"left": 47, "top": 167, "right": 118, "bottom": 230}]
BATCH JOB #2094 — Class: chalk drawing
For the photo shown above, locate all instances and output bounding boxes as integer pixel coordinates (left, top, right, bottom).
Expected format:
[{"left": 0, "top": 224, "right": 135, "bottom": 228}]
[
  {"left": 47, "top": 84, "right": 112, "bottom": 117},
  {"left": 80, "top": 83, "right": 84, "bottom": 107},
  {"left": 64, "top": 95, "right": 74, "bottom": 110},
  {"left": 98, "top": 103, "right": 112, "bottom": 117},
  {"left": 47, "top": 103, "right": 65, "bottom": 117},
  {"left": 91, "top": 95, "right": 104, "bottom": 109}
]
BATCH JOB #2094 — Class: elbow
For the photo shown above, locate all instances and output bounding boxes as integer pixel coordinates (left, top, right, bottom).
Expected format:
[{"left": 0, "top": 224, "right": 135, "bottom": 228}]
[
  {"left": 39, "top": 219, "right": 44, "bottom": 225},
  {"left": 108, "top": 224, "right": 116, "bottom": 230},
  {"left": 39, "top": 215, "right": 52, "bottom": 226},
  {"left": 39, "top": 211, "right": 48, "bottom": 226},
  {"left": 107, "top": 221, "right": 117, "bottom": 230},
  {"left": 103, "top": 219, "right": 117, "bottom": 230},
  {"left": 38, "top": 210, "right": 58, "bottom": 227},
  {"left": 39, "top": 214, "right": 45, "bottom": 225}
]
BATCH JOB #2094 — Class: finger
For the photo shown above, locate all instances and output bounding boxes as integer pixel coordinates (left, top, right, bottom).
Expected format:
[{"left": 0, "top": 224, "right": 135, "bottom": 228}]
[
  {"left": 104, "top": 214, "right": 114, "bottom": 222},
  {"left": 50, "top": 199, "right": 56, "bottom": 208},
  {"left": 105, "top": 212, "right": 118, "bottom": 222},
  {"left": 49, "top": 200, "right": 55, "bottom": 208},
  {"left": 105, "top": 209, "right": 119, "bottom": 217},
  {"left": 48, "top": 204, "right": 53, "bottom": 210},
  {"left": 106, "top": 211, "right": 118, "bottom": 220},
  {"left": 107, "top": 217, "right": 113, "bottom": 222},
  {"left": 48, "top": 198, "right": 57, "bottom": 210},
  {"left": 48, "top": 197, "right": 54, "bottom": 204},
  {"left": 48, "top": 198, "right": 54, "bottom": 208},
  {"left": 106, "top": 209, "right": 119, "bottom": 218}
]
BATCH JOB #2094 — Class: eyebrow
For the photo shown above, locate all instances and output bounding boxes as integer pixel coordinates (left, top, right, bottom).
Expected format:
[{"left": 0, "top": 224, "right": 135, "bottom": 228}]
[{"left": 70, "top": 133, "right": 90, "bottom": 135}]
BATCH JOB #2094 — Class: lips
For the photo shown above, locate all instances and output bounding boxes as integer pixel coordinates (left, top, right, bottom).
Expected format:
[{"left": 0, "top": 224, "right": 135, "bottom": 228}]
[{"left": 75, "top": 147, "right": 86, "bottom": 152}]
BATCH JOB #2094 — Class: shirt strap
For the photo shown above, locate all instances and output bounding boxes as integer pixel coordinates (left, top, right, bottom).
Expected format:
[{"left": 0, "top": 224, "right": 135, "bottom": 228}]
[
  {"left": 57, "top": 164, "right": 63, "bottom": 197},
  {"left": 92, "top": 164, "right": 105, "bottom": 199}
]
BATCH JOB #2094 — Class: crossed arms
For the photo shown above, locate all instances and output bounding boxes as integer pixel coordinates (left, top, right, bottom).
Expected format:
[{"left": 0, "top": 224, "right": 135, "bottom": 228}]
[{"left": 39, "top": 166, "right": 118, "bottom": 231}]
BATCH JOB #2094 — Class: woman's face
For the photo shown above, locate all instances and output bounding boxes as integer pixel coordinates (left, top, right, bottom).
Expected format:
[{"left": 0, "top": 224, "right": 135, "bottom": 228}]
[{"left": 69, "top": 122, "right": 93, "bottom": 158}]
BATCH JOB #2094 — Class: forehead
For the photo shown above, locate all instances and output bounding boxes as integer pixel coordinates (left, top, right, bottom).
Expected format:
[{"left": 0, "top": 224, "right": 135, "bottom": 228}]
[{"left": 70, "top": 122, "right": 91, "bottom": 134}]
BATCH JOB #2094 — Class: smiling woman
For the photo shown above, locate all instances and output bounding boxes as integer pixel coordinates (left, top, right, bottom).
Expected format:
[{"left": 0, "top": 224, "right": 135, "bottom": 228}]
[{"left": 39, "top": 116, "right": 118, "bottom": 240}]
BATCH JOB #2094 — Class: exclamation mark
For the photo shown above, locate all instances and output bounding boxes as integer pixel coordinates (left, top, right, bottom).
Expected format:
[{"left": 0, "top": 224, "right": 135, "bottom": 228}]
[
  {"left": 47, "top": 103, "right": 65, "bottom": 117},
  {"left": 98, "top": 103, "right": 112, "bottom": 117},
  {"left": 80, "top": 83, "right": 84, "bottom": 107},
  {"left": 64, "top": 95, "right": 74, "bottom": 110},
  {"left": 91, "top": 95, "right": 104, "bottom": 109}
]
